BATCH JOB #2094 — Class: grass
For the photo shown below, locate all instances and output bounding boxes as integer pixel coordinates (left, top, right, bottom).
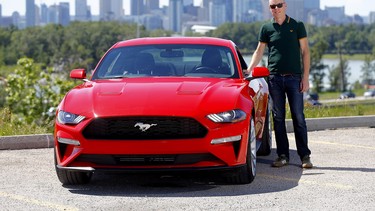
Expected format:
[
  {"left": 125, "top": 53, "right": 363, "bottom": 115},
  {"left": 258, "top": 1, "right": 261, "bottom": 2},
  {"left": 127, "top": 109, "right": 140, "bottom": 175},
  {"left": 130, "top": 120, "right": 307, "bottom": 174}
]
[
  {"left": 285, "top": 97, "right": 375, "bottom": 119},
  {"left": 302, "top": 103, "right": 375, "bottom": 118},
  {"left": 0, "top": 107, "right": 49, "bottom": 136},
  {"left": 322, "top": 54, "right": 370, "bottom": 61}
]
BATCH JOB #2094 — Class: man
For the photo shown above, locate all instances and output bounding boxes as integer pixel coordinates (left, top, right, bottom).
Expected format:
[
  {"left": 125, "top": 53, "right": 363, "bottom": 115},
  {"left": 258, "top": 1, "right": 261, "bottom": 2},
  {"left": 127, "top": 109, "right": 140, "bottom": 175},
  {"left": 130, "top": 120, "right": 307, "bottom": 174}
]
[{"left": 246, "top": 0, "right": 313, "bottom": 168}]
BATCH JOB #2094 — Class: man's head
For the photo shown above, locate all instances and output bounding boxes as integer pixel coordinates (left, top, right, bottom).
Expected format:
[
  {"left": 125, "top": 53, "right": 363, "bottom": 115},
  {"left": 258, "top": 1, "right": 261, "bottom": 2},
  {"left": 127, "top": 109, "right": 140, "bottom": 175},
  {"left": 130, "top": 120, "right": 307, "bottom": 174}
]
[{"left": 268, "top": 0, "right": 287, "bottom": 18}]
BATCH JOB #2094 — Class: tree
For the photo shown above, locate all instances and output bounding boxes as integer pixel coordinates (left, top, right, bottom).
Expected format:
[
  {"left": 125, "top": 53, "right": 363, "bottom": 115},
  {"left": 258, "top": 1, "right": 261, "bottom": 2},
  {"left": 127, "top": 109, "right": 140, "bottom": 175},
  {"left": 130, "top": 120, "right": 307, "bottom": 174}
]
[
  {"left": 335, "top": 41, "right": 351, "bottom": 91},
  {"left": 360, "top": 55, "right": 375, "bottom": 88},
  {"left": 328, "top": 59, "right": 351, "bottom": 91},
  {"left": 309, "top": 34, "right": 328, "bottom": 92},
  {"left": 210, "top": 22, "right": 262, "bottom": 53}
]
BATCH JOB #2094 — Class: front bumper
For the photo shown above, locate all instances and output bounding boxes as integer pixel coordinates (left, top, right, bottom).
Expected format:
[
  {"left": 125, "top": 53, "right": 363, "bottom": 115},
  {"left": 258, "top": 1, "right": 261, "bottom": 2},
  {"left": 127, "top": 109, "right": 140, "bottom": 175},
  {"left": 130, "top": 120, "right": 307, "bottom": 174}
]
[{"left": 54, "top": 116, "right": 252, "bottom": 170}]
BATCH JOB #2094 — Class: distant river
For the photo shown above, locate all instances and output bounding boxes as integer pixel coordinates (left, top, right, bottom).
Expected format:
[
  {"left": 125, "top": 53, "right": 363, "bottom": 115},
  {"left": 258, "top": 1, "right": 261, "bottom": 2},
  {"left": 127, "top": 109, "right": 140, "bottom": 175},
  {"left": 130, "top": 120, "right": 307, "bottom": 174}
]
[
  {"left": 244, "top": 55, "right": 365, "bottom": 84},
  {"left": 322, "top": 59, "right": 363, "bottom": 84}
]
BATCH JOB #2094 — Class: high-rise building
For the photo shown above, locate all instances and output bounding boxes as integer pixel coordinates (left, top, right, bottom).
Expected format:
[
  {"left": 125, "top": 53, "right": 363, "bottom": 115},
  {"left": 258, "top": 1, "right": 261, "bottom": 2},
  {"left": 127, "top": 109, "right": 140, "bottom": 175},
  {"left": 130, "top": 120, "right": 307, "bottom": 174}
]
[
  {"left": 233, "top": 0, "right": 263, "bottom": 23},
  {"left": 304, "top": 0, "right": 320, "bottom": 10},
  {"left": 100, "top": 0, "right": 112, "bottom": 20},
  {"left": 234, "top": 0, "right": 262, "bottom": 23},
  {"left": 325, "top": 6, "right": 346, "bottom": 24},
  {"left": 35, "top": 5, "right": 40, "bottom": 25},
  {"left": 131, "top": 0, "right": 145, "bottom": 16},
  {"left": 233, "top": 0, "right": 243, "bottom": 22},
  {"left": 210, "top": 0, "right": 226, "bottom": 26},
  {"left": 145, "top": 0, "right": 160, "bottom": 12},
  {"left": 48, "top": 4, "right": 59, "bottom": 24},
  {"left": 111, "top": 0, "right": 124, "bottom": 19},
  {"left": 169, "top": 0, "right": 183, "bottom": 32},
  {"left": 59, "top": 2, "right": 70, "bottom": 26},
  {"left": 305, "top": 0, "right": 321, "bottom": 24},
  {"left": 0, "top": 4, "right": 2, "bottom": 26},
  {"left": 197, "top": 0, "right": 210, "bottom": 22},
  {"left": 76, "top": 0, "right": 89, "bottom": 21},
  {"left": 26, "top": 0, "right": 36, "bottom": 27},
  {"left": 224, "top": 0, "right": 233, "bottom": 22},
  {"left": 0, "top": 0, "right": 368, "bottom": 29},
  {"left": 247, "top": 0, "right": 263, "bottom": 22},
  {"left": 40, "top": 3, "right": 48, "bottom": 25},
  {"left": 184, "top": 0, "right": 193, "bottom": 6},
  {"left": 201, "top": 0, "right": 210, "bottom": 8},
  {"left": 370, "top": 12, "right": 375, "bottom": 24},
  {"left": 143, "top": 14, "right": 163, "bottom": 30},
  {"left": 236, "top": 0, "right": 249, "bottom": 22},
  {"left": 286, "top": 0, "right": 304, "bottom": 21},
  {"left": 100, "top": 0, "right": 124, "bottom": 21}
]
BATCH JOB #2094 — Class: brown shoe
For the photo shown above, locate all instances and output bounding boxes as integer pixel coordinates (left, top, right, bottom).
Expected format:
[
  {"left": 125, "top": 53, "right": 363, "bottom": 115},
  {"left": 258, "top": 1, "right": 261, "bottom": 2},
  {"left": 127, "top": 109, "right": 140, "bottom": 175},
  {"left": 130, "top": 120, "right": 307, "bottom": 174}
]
[
  {"left": 272, "top": 155, "right": 289, "bottom": 167},
  {"left": 302, "top": 155, "right": 313, "bottom": 168}
]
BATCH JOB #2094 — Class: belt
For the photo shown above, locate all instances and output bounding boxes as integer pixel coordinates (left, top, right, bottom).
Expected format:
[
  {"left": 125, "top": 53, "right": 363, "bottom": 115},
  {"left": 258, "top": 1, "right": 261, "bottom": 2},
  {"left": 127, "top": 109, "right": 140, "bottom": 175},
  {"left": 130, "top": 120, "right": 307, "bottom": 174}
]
[
  {"left": 280, "top": 73, "right": 294, "bottom": 76},
  {"left": 273, "top": 73, "right": 300, "bottom": 77}
]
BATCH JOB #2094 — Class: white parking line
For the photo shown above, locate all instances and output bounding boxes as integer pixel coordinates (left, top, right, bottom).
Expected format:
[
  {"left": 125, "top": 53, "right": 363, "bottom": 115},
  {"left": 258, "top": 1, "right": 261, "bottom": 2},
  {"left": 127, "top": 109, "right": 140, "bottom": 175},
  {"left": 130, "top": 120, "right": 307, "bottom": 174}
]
[
  {"left": 0, "top": 191, "right": 79, "bottom": 211},
  {"left": 310, "top": 140, "right": 375, "bottom": 150}
]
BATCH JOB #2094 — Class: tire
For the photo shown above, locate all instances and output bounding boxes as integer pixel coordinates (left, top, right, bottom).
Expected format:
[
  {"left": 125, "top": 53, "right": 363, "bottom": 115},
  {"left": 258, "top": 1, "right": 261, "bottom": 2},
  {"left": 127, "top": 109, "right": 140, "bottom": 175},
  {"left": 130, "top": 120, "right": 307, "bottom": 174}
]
[
  {"left": 227, "top": 116, "right": 256, "bottom": 184},
  {"left": 54, "top": 150, "right": 93, "bottom": 185},
  {"left": 257, "top": 105, "right": 272, "bottom": 156}
]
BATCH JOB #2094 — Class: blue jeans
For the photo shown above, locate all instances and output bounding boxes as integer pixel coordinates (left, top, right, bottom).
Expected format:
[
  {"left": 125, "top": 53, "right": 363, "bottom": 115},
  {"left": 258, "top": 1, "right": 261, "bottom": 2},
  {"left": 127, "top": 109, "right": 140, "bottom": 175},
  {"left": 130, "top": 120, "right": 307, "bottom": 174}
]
[{"left": 267, "top": 74, "right": 311, "bottom": 160}]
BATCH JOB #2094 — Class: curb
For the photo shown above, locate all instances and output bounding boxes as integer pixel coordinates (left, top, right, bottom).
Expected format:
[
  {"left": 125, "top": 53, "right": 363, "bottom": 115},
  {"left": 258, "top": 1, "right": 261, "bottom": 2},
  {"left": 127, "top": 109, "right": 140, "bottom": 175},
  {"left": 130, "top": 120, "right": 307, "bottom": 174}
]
[
  {"left": 286, "top": 115, "right": 375, "bottom": 133},
  {"left": 1, "top": 116, "right": 374, "bottom": 150},
  {"left": 0, "top": 134, "right": 54, "bottom": 150}
]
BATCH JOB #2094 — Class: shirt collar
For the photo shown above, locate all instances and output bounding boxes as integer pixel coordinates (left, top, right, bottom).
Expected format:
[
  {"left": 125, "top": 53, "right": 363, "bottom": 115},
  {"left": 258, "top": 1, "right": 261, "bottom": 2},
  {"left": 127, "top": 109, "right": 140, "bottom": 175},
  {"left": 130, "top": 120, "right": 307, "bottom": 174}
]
[{"left": 272, "top": 15, "right": 290, "bottom": 25}]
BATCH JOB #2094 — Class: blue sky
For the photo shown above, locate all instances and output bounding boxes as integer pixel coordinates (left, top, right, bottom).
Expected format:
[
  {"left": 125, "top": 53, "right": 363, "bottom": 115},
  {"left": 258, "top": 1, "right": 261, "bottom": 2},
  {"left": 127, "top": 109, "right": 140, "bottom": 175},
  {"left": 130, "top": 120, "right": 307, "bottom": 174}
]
[{"left": 0, "top": 0, "right": 373, "bottom": 16}]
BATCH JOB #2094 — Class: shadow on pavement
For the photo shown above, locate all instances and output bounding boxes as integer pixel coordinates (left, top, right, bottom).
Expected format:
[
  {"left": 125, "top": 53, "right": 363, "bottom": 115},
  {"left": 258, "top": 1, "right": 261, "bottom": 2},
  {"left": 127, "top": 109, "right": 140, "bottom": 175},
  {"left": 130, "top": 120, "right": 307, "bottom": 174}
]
[{"left": 66, "top": 149, "right": 304, "bottom": 197}]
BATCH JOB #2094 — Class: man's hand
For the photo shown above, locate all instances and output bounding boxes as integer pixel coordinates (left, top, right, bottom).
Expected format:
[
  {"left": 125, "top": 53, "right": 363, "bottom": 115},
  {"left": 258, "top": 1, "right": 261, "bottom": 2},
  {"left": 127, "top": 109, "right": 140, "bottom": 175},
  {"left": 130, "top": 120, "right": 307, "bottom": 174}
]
[
  {"left": 244, "top": 68, "right": 252, "bottom": 76},
  {"left": 300, "top": 77, "right": 310, "bottom": 93}
]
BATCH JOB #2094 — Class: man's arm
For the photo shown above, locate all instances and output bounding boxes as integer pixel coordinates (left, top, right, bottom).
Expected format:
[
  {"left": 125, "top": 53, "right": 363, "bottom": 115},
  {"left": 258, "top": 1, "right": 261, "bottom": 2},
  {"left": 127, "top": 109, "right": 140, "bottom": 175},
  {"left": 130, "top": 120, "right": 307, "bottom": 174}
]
[
  {"left": 246, "top": 42, "right": 266, "bottom": 74},
  {"left": 299, "top": 37, "right": 310, "bottom": 92}
]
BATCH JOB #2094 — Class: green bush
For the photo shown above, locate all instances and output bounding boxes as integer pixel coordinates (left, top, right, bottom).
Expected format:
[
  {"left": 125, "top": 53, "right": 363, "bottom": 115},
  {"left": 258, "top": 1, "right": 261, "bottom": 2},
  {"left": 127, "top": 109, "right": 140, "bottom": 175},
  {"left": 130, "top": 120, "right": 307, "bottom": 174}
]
[{"left": 5, "top": 58, "right": 77, "bottom": 127}]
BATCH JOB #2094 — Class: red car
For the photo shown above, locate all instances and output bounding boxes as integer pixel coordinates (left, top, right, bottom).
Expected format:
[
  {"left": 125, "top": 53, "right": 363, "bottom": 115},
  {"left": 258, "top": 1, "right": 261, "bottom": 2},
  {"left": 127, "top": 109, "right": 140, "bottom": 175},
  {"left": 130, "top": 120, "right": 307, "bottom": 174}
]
[{"left": 54, "top": 37, "right": 271, "bottom": 185}]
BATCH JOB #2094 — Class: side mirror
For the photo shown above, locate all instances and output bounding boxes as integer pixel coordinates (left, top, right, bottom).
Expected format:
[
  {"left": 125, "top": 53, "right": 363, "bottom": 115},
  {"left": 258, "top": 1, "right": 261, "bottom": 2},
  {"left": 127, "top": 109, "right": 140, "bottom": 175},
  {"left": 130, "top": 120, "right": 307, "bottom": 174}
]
[
  {"left": 245, "top": 67, "right": 270, "bottom": 81},
  {"left": 70, "top": 69, "right": 86, "bottom": 80}
]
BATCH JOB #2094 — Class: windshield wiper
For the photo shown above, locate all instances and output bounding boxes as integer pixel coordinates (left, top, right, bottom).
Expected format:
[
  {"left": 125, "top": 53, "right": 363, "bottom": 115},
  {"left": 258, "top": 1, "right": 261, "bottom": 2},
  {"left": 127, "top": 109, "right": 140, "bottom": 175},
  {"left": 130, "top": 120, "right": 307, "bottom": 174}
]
[{"left": 103, "top": 75, "right": 128, "bottom": 79}]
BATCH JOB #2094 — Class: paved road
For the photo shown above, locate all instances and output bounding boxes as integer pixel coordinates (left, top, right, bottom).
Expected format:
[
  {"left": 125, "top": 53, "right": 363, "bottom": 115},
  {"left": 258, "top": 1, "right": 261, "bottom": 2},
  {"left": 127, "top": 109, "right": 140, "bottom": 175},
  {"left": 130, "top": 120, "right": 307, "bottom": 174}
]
[{"left": 0, "top": 128, "right": 374, "bottom": 210}]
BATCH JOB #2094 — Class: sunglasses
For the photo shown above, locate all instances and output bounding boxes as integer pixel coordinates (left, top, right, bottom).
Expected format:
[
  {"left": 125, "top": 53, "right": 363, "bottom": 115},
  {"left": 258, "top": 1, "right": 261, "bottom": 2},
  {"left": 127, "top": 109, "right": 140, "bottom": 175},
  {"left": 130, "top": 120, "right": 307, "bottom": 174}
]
[{"left": 270, "top": 3, "right": 284, "bottom": 9}]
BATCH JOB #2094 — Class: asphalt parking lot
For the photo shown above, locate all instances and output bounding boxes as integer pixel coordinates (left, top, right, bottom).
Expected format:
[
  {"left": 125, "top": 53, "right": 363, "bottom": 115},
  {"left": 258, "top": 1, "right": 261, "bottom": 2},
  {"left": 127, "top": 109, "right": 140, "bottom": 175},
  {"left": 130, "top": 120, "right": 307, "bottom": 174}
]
[{"left": 0, "top": 127, "right": 374, "bottom": 210}]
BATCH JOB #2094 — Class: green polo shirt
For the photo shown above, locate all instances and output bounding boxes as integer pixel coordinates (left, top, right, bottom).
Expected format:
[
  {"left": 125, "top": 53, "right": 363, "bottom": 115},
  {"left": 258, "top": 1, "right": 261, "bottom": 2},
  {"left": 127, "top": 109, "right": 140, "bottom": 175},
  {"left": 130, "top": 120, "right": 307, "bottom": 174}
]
[{"left": 259, "top": 15, "right": 307, "bottom": 75}]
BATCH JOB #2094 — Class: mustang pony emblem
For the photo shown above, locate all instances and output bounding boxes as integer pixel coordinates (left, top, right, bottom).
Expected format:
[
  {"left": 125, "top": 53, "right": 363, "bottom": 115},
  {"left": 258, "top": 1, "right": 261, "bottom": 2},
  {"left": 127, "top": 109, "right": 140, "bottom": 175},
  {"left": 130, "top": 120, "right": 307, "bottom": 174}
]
[{"left": 134, "top": 122, "right": 157, "bottom": 132}]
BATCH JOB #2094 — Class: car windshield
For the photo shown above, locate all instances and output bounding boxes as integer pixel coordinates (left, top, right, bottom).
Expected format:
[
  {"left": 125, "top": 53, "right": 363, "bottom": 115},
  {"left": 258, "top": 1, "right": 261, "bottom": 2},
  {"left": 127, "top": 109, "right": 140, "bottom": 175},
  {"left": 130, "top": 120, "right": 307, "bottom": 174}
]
[{"left": 92, "top": 44, "right": 239, "bottom": 80}]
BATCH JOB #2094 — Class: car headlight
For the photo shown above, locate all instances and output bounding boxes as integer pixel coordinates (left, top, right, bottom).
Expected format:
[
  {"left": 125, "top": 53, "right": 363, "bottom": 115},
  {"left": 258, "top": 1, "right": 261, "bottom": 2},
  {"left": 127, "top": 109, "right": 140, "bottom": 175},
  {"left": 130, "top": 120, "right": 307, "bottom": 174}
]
[
  {"left": 207, "top": 109, "right": 247, "bottom": 123},
  {"left": 57, "top": 110, "right": 85, "bottom": 125}
]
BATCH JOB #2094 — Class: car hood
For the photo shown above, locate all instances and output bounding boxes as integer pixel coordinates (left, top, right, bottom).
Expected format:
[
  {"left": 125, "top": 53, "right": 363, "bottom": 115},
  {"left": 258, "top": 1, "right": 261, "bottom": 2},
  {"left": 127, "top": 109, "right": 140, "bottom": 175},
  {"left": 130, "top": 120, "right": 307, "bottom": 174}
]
[{"left": 60, "top": 78, "right": 249, "bottom": 118}]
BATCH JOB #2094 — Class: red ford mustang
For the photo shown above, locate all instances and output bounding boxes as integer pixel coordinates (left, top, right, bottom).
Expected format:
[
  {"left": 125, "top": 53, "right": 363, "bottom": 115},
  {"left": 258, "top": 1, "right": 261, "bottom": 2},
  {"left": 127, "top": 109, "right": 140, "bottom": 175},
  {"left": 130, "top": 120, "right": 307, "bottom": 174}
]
[{"left": 54, "top": 37, "right": 271, "bottom": 185}]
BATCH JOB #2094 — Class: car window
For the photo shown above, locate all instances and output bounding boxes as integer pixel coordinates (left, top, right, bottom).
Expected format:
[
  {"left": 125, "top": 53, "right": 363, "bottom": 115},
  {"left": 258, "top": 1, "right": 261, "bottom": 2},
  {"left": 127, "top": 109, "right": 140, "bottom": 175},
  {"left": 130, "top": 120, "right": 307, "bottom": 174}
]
[
  {"left": 236, "top": 48, "right": 248, "bottom": 71},
  {"left": 92, "top": 44, "right": 240, "bottom": 80}
]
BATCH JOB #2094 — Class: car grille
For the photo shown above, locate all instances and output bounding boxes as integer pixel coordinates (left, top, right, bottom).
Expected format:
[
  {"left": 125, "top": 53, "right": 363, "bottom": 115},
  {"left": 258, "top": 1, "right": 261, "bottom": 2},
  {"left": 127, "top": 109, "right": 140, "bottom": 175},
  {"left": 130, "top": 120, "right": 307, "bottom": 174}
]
[
  {"left": 76, "top": 154, "right": 218, "bottom": 166},
  {"left": 82, "top": 116, "right": 208, "bottom": 140}
]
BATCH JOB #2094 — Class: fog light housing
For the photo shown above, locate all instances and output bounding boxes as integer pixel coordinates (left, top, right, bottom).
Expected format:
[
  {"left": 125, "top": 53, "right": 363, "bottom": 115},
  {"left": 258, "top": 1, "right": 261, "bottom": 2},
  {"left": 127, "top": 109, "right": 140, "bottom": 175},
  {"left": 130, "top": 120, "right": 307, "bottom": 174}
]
[
  {"left": 211, "top": 135, "right": 242, "bottom": 145},
  {"left": 57, "top": 137, "right": 80, "bottom": 146}
]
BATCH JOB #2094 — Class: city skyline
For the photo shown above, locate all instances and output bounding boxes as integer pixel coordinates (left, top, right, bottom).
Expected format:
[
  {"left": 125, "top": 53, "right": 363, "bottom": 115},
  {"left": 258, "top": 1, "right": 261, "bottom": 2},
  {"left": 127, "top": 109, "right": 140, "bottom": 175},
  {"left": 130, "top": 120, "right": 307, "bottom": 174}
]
[{"left": 0, "top": 0, "right": 373, "bottom": 17}]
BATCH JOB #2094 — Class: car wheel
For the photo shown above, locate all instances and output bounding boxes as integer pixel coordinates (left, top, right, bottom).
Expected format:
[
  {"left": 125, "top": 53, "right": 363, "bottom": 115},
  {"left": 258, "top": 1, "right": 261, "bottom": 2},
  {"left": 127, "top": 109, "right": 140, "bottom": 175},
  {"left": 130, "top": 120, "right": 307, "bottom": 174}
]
[
  {"left": 257, "top": 105, "right": 272, "bottom": 156},
  {"left": 54, "top": 150, "right": 93, "bottom": 185},
  {"left": 227, "top": 115, "right": 256, "bottom": 184}
]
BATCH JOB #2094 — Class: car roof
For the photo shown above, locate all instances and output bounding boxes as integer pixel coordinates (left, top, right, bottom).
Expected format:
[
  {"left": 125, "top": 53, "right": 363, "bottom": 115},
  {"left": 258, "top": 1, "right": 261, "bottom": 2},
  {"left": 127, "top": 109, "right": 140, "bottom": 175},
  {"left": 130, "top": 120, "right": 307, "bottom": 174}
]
[{"left": 112, "top": 37, "right": 236, "bottom": 49}]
